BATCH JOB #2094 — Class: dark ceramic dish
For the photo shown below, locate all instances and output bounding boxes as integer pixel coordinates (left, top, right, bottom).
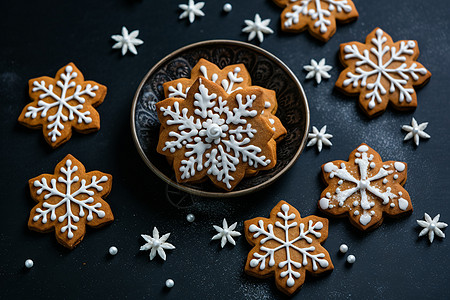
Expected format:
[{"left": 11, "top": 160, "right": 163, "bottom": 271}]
[{"left": 131, "top": 40, "right": 310, "bottom": 198}]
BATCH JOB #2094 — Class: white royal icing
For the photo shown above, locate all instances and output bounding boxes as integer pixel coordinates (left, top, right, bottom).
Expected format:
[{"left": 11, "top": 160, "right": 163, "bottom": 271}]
[
  {"left": 24, "top": 65, "right": 98, "bottom": 143},
  {"left": 249, "top": 204, "right": 329, "bottom": 288},
  {"left": 32, "top": 158, "right": 108, "bottom": 239},
  {"left": 342, "top": 29, "right": 428, "bottom": 110},
  {"left": 319, "top": 146, "right": 408, "bottom": 226},
  {"left": 284, "top": 0, "right": 353, "bottom": 33},
  {"left": 161, "top": 79, "right": 271, "bottom": 189}
]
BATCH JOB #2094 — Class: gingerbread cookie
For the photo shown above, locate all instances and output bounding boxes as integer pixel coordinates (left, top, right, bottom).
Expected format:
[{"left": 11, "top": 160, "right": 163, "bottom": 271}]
[
  {"left": 18, "top": 63, "right": 107, "bottom": 148},
  {"left": 163, "top": 59, "right": 286, "bottom": 142},
  {"left": 245, "top": 200, "right": 333, "bottom": 296},
  {"left": 318, "top": 143, "right": 412, "bottom": 231},
  {"left": 28, "top": 154, "right": 113, "bottom": 249},
  {"left": 157, "top": 76, "right": 277, "bottom": 191},
  {"left": 273, "top": 0, "right": 358, "bottom": 42},
  {"left": 336, "top": 28, "right": 431, "bottom": 117}
]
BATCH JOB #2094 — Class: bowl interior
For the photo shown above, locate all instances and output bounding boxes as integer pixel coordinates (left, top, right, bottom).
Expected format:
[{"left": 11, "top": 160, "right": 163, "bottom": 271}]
[{"left": 132, "top": 40, "right": 309, "bottom": 197}]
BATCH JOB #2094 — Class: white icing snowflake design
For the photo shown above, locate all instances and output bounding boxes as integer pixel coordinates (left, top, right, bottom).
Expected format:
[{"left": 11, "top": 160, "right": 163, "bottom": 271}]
[
  {"left": 179, "top": 0, "right": 205, "bottom": 24},
  {"left": 307, "top": 125, "right": 333, "bottom": 152},
  {"left": 340, "top": 28, "right": 429, "bottom": 111},
  {"left": 211, "top": 218, "right": 241, "bottom": 248},
  {"left": 284, "top": 0, "right": 354, "bottom": 33},
  {"left": 304, "top": 58, "right": 332, "bottom": 84},
  {"left": 246, "top": 202, "right": 332, "bottom": 290},
  {"left": 111, "top": 26, "right": 144, "bottom": 56},
  {"left": 21, "top": 64, "right": 104, "bottom": 146},
  {"left": 140, "top": 227, "right": 176, "bottom": 261},
  {"left": 242, "top": 14, "right": 274, "bottom": 43},
  {"left": 29, "top": 155, "right": 112, "bottom": 245},
  {"left": 157, "top": 78, "right": 274, "bottom": 190},
  {"left": 402, "top": 117, "right": 430, "bottom": 146},
  {"left": 417, "top": 213, "right": 447, "bottom": 243},
  {"left": 319, "top": 144, "right": 411, "bottom": 228}
]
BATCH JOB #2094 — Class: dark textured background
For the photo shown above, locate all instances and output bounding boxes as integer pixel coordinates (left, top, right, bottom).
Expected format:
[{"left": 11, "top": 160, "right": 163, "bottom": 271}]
[{"left": 1, "top": 0, "right": 449, "bottom": 299}]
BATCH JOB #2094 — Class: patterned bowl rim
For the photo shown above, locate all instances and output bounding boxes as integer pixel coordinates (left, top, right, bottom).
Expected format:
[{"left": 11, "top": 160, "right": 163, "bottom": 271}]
[{"left": 130, "top": 39, "right": 310, "bottom": 198}]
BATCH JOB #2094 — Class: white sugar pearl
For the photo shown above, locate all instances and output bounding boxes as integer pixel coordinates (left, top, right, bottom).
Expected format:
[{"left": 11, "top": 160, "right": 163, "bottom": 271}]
[
  {"left": 339, "top": 244, "right": 348, "bottom": 254},
  {"left": 25, "top": 259, "right": 34, "bottom": 269},
  {"left": 186, "top": 213, "right": 195, "bottom": 222},
  {"left": 109, "top": 246, "right": 118, "bottom": 255},
  {"left": 347, "top": 254, "right": 356, "bottom": 264},
  {"left": 165, "top": 279, "right": 175, "bottom": 288},
  {"left": 223, "top": 3, "right": 232, "bottom": 13}
]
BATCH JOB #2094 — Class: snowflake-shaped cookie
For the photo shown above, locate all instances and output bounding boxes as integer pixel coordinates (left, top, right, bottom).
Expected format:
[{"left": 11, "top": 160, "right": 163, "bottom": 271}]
[
  {"left": 18, "top": 63, "right": 107, "bottom": 148},
  {"left": 336, "top": 28, "right": 432, "bottom": 117},
  {"left": 273, "top": 0, "right": 358, "bottom": 41},
  {"left": 157, "top": 77, "right": 276, "bottom": 191},
  {"left": 245, "top": 201, "right": 333, "bottom": 296},
  {"left": 318, "top": 144, "right": 412, "bottom": 230},
  {"left": 162, "top": 58, "right": 286, "bottom": 142},
  {"left": 211, "top": 218, "right": 241, "bottom": 248},
  {"left": 140, "top": 227, "right": 176, "bottom": 260},
  {"left": 28, "top": 155, "right": 113, "bottom": 249},
  {"left": 242, "top": 14, "right": 274, "bottom": 43}
]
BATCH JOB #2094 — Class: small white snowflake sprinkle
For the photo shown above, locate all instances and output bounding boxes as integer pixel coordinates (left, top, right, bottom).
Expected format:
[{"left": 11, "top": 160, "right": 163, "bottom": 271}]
[
  {"left": 179, "top": 0, "right": 205, "bottom": 24},
  {"left": 25, "top": 259, "right": 34, "bottom": 269},
  {"left": 242, "top": 14, "right": 274, "bottom": 43},
  {"left": 223, "top": 3, "right": 232, "bottom": 13},
  {"left": 165, "top": 279, "right": 175, "bottom": 288},
  {"left": 307, "top": 125, "right": 333, "bottom": 152},
  {"left": 347, "top": 254, "right": 356, "bottom": 264},
  {"left": 111, "top": 26, "right": 144, "bottom": 56},
  {"left": 402, "top": 117, "right": 430, "bottom": 146},
  {"left": 417, "top": 213, "right": 447, "bottom": 243},
  {"left": 211, "top": 218, "right": 241, "bottom": 248},
  {"left": 109, "top": 246, "right": 118, "bottom": 256},
  {"left": 304, "top": 58, "right": 332, "bottom": 84},
  {"left": 140, "top": 227, "right": 176, "bottom": 261}
]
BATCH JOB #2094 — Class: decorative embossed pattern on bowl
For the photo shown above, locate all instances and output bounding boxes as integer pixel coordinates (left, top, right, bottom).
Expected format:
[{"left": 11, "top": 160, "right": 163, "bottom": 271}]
[{"left": 131, "top": 40, "right": 309, "bottom": 198}]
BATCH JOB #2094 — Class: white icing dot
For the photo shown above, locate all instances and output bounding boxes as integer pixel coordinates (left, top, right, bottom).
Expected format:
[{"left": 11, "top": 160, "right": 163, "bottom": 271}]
[
  {"left": 370, "top": 210, "right": 375, "bottom": 216},
  {"left": 264, "top": 101, "right": 271, "bottom": 109},
  {"left": 338, "top": 180, "right": 343, "bottom": 185},
  {"left": 25, "top": 259, "right": 34, "bottom": 269},
  {"left": 165, "top": 279, "right": 175, "bottom": 288},
  {"left": 398, "top": 192, "right": 403, "bottom": 196},
  {"left": 370, "top": 162, "right": 376, "bottom": 168},
  {"left": 355, "top": 153, "right": 361, "bottom": 157},
  {"left": 109, "top": 246, "right": 118, "bottom": 256},
  {"left": 390, "top": 203, "right": 395, "bottom": 208},
  {"left": 398, "top": 198, "right": 409, "bottom": 211},
  {"left": 186, "top": 213, "right": 195, "bottom": 222},
  {"left": 336, "top": 188, "right": 341, "bottom": 193},
  {"left": 394, "top": 162, "right": 406, "bottom": 172},
  {"left": 357, "top": 145, "right": 369, "bottom": 152},
  {"left": 370, "top": 202, "right": 375, "bottom": 208},
  {"left": 353, "top": 210, "right": 360, "bottom": 216},
  {"left": 394, "top": 174, "right": 399, "bottom": 180},
  {"left": 319, "top": 198, "right": 329, "bottom": 210},
  {"left": 339, "top": 244, "right": 348, "bottom": 254},
  {"left": 326, "top": 192, "right": 331, "bottom": 198},
  {"left": 347, "top": 255, "right": 356, "bottom": 264},
  {"left": 383, "top": 179, "right": 388, "bottom": 184},
  {"left": 353, "top": 201, "right": 359, "bottom": 207}
]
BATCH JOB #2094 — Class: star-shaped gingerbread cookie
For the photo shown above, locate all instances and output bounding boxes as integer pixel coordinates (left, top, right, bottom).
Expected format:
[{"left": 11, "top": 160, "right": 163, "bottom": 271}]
[
  {"left": 245, "top": 200, "right": 333, "bottom": 296},
  {"left": 318, "top": 143, "right": 413, "bottom": 230},
  {"left": 336, "top": 28, "right": 431, "bottom": 117},
  {"left": 18, "top": 63, "right": 107, "bottom": 148},
  {"left": 28, "top": 155, "right": 113, "bottom": 249}
]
